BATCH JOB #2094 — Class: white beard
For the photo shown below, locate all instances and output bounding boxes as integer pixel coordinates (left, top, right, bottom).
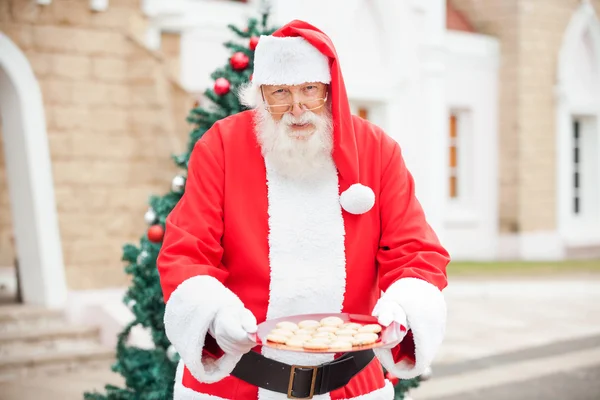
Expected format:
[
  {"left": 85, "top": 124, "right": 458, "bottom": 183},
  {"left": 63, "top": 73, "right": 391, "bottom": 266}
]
[{"left": 254, "top": 106, "right": 334, "bottom": 181}]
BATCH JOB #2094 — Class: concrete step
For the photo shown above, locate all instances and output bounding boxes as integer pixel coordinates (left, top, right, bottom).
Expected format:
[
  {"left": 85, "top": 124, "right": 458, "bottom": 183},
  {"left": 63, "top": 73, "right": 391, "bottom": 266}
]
[
  {"left": 0, "top": 325, "right": 102, "bottom": 358},
  {"left": 0, "top": 344, "right": 115, "bottom": 382},
  {"left": 0, "top": 305, "right": 65, "bottom": 333},
  {"left": 0, "top": 305, "right": 114, "bottom": 382}
]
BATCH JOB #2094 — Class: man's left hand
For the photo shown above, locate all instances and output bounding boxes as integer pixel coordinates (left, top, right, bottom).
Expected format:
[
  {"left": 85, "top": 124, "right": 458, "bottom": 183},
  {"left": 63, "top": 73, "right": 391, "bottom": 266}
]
[{"left": 372, "top": 297, "right": 408, "bottom": 333}]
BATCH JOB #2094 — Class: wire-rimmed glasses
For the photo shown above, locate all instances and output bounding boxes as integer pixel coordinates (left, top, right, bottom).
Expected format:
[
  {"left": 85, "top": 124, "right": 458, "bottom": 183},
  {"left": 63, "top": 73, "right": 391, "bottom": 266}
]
[{"left": 260, "top": 86, "right": 329, "bottom": 115}]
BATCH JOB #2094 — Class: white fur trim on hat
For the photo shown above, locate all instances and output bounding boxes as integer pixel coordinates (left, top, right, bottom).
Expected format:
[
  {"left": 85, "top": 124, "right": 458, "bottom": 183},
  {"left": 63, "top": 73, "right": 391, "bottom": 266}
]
[
  {"left": 340, "top": 183, "right": 375, "bottom": 214},
  {"left": 253, "top": 36, "right": 331, "bottom": 86}
]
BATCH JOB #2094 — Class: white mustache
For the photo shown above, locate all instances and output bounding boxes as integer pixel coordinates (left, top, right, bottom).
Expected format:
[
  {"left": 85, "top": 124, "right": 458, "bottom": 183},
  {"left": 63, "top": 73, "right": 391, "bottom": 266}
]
[{"left": 281, "top": 111, "right": 320, "bottom": 126}]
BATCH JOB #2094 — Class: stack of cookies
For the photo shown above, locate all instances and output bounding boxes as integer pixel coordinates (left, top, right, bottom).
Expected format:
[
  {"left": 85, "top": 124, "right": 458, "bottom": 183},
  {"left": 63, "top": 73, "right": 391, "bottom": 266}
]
[{"left": 265, "top": 316, "right": 382, "bottom": 351}]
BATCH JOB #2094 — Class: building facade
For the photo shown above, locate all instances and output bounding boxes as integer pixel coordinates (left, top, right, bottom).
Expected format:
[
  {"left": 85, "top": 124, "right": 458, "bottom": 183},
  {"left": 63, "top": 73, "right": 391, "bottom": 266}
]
[{"left": 0, "top": 0, "right": 599, "bottom": 316}]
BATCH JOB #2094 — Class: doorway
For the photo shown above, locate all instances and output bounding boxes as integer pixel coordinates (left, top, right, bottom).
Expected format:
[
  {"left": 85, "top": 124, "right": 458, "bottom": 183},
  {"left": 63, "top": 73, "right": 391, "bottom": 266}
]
[{"left": 0, "top": 32, "right": 67, "bottom": 308}]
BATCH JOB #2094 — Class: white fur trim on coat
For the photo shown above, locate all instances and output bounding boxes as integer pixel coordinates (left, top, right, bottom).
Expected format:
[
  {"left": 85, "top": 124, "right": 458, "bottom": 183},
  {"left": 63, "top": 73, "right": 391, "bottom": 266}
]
[
  {"left": 373, "top": 278, "right": 446, "bottom": 379},
  {"left": 253, "top": 35, "right": 331, "bottom": 86},
  {"left": 164, "top": 275, "right": 245, "bottom": 384},
  {"left": 173, "top": 360, "right": 232, "bottom": 400},
  {"left": 340, "top": 184, "right": 375, "bottom": 215},
  {"left": 260, "top": 159, "right": 346, "bottom": 400},
  {"left": 339, "top": 380, "right": 395, "bottom": 400}
]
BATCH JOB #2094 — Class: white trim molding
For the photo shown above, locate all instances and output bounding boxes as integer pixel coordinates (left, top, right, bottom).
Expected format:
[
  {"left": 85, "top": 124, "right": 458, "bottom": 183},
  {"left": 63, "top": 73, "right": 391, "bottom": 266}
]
[
  {"left": 555, "top": 2, "right": 600, "bottom": 254},
  {"left": 498, "top": 231, "right": 565, "bottom": 261},
  {"left": 0, "top": 33, "right": 67, "bottom": 308}
]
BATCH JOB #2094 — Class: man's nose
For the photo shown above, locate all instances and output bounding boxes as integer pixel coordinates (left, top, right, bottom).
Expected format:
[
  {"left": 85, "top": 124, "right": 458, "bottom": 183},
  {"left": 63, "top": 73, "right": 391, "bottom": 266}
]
[
  {"left": 288, "top": 92, "right": 305, "bottom": 118},
  {"left": 290, "top": 102, "right": 305, "bottom": 118}
]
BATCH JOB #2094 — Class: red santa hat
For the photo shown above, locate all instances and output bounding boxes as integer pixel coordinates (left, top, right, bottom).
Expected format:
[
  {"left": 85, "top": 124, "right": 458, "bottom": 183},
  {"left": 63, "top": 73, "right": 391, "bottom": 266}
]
[{"left": 253, "top": 20, "right": 375, "bottom": 215}]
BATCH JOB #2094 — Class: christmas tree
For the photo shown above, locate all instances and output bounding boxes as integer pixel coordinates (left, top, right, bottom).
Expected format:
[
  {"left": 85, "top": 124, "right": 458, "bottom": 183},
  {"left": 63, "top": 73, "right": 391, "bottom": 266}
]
[
  {"left": 84, "top": 5, "right": 422, "bottom": 399},
  {"left": 83, "top": 9, "right": 276, "bottom": 400}
]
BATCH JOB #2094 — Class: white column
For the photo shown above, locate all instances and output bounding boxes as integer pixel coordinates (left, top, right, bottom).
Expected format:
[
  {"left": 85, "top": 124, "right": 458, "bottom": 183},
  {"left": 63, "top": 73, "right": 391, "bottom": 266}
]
[
  {"left": 415, "top": 0, "right": 448, "bottom": 242},
  {"left": 0, "top": 33, "right": 67, "bottom": 308}
]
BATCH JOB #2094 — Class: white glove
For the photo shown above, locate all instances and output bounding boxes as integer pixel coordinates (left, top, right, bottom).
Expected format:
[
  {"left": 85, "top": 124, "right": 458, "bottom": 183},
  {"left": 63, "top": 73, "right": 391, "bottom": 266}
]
[
  {"left": 209, "top": 305, "right": 258, "bottom": 355},
  {"left": 372, "top": 297, "right": 408, "bottom": 329}
]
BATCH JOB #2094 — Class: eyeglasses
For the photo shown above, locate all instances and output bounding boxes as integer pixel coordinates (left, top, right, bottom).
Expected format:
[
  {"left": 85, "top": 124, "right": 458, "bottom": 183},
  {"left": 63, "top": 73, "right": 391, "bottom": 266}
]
[{"left": 260, "top": 87, "right": 329, "bottom": 115}]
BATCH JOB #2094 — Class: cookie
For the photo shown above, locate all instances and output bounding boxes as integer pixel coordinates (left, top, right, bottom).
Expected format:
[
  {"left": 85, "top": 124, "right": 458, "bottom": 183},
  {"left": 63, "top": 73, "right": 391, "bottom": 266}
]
[
  {"left": 335, "top": 329, "right": 358, "bottom": 337},
  {"left": 269, "top": 328, "right": 295, "bottom": 337},
  {"left": 289, "top": 334, "right": 313, "bottom": 342},
  {"left": 298, "top": 320, "right": 321, "bottom": 330},
  {"left": 352, "top": 333, "right": 379, "bottom": 345},
  {"left": 307, "top": 336, "right": 332, "bottom": 343},
  {"left": 357, "top": 324, "right": 382, "bottom": 334},
  {"left": 276, "top": 321, "right": 299, "bottom": 331},
  {"left": 295, "top": 328, "right": 316, "bottom": 336},
  {"left": 340, "top": 322, "right": 362, "bottom": 330},
  {"left": 266, "top": 333, "right": 289, "bottom": 344},
  {"left": 329, "top": 340, "right": 353, "bottom": 351},
  {"left": 313, "top": 331, "right": 335, "bottom": 338},
  {"left": 303, "top": 340, "right": 330, "bottom": 350},
  {"left": 316, "top": 326, "right": 338, "bottom": 333},
  {"left": 333, "top": 335, "right": 354, "bottom": 343},
  {"left": 285, "top": 337, "right": 308, "bottom": 348},
  {"left": 320, "top": 316, "right": 345, "bottom": 327}
]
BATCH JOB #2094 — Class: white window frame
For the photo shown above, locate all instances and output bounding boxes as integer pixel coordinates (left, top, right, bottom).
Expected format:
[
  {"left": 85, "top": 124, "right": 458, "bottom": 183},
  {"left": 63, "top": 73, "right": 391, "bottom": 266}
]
[
  {"left": 556, "top": 2, "right": 600, "bottom": 248},
  {"left": 446, "top": 108, "right": 477, "bottom": 224}
]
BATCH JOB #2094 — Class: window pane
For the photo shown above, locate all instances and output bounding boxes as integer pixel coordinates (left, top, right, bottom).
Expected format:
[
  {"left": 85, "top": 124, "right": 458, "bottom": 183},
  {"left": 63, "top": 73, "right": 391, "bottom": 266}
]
[
  {"left": 572, "top": 118, "right": 582, "bottom": 216},
  {"left": 449, "top": 146, "right": 457, "bottom": 168},
  {"left": 449, "top": 176, "right": 457, "bottom": 198},
  {"left": 449, "top": 113, "right": 459, "bottom": 199},
  {"left": 358, "top": 107, "right": 369, "bottom": 120},
  {"left": 449, "top": 115, "right": 457, "bottom": 138}
]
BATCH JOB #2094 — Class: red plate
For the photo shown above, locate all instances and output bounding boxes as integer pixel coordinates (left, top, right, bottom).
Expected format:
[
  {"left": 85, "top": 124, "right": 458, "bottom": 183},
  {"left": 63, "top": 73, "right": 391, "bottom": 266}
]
[{"left": 248, "top": 313, "right": 406, "bottom": 353}]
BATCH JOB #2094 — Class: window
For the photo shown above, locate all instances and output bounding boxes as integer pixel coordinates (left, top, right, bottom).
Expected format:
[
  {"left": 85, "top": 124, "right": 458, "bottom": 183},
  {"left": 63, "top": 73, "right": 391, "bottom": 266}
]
[
  {"left": 447, "top": 110, "right": 473, "bottom": 203},
  {"left": 570, "top": 116, "right": 599, "bottom": 221},
  {"left": 573, "top": 119, "right": 581, "bottom": 214},
  {"left": 449, "top": 113, "right": 459, "bottom": 199}
]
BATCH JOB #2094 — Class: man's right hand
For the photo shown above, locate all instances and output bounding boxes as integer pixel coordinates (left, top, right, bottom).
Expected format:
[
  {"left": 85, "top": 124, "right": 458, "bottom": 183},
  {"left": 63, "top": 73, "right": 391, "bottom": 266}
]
[{"left": 210, "top": 306, "right": 258, "bottom": 355}]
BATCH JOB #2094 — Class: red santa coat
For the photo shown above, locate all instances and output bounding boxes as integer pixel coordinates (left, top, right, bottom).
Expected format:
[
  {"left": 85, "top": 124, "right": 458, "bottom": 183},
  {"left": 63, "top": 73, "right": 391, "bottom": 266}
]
[{"left": 158, "top": 111, "right": 449, "bottom": 400}]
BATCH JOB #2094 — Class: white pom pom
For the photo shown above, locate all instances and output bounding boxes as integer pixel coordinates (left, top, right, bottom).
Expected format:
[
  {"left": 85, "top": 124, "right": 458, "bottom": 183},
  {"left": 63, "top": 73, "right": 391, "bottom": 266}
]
[
  {"left": 167, "top": 344, "right": 178, "bottom": 361},
  {"left": 420, "top": 366, "right": 433, "bottom": 381},
  {"left": 340, "top": 183, "right": 375, "bottom": 215}
]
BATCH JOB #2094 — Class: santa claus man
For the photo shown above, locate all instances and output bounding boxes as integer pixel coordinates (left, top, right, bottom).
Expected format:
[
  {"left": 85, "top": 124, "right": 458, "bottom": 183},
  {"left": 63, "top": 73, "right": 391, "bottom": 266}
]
[{"left": 157, "top": 20, "right": 449, "bottom": 400}]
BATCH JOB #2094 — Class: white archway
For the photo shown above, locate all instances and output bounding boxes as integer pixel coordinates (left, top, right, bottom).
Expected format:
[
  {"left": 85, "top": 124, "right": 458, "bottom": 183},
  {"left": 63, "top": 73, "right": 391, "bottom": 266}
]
[
  {"left": 0, "top": 33, "right": 67, "bottom": 308},
  {"left": 556, "top": 1, "right": 600, "bottom": 251}
]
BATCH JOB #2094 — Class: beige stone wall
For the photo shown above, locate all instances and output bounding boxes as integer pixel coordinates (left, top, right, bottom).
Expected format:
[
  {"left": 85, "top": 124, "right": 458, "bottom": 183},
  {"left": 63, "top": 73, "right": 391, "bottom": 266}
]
[
  {"left": 161, "top": 32, "right": 182, "bottom": 82},
  {"left": 0, "top": 0, "right": 194, "bottom": 290},
  {"left": 450, "top": 0, "right": 600, "bottom": 233},
  {"left": 449, "top": 0, "right": 520, "bottom": 233}
]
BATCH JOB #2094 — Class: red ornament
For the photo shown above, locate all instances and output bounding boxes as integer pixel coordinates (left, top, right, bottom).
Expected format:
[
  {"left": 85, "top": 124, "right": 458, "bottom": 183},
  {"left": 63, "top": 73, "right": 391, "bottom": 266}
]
[
  {"left": 385, "top": 372, "right": 399, "bottom": 386},
  {"left": 230, "top": 52, "right": 249, "bottom": 71},
  {"left": 214, "top": 78, "right": 231, "bottom": 95},
  {"left": 147, "top": 225, "right": 164, "bottom": 243},
  {"left": 249, "top": 73, "right": 253, "bottom": 81},
  {"left": 249, "top": 36, "right": 259, "bottom": 51}
]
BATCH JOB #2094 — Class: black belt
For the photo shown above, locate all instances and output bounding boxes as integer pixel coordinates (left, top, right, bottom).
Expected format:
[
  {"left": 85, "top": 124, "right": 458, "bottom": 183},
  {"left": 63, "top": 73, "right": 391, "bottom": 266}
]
[{"left": 231, "top": 349, "right": 375, "bottom": 399}]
